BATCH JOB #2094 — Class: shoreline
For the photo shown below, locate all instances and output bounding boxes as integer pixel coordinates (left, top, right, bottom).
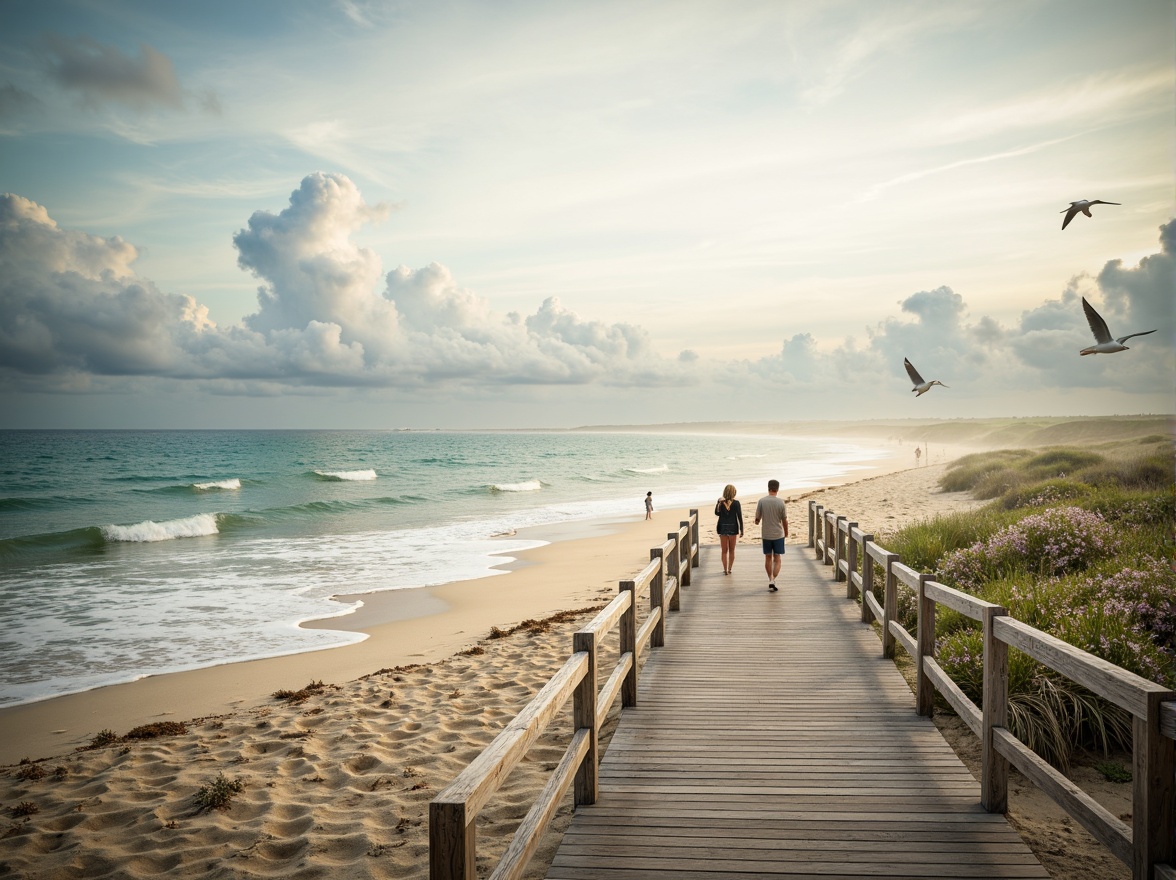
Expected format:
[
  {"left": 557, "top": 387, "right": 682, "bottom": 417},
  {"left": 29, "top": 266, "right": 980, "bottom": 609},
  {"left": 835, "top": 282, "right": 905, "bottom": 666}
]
[{"left": 0, "top": 439, "right": 958, "bottom": 766}]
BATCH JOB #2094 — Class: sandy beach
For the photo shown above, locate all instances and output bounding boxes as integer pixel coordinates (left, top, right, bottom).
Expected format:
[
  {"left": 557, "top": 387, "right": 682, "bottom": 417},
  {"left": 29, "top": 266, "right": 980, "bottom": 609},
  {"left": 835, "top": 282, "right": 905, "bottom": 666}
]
[{"left": 0, "top": 442, "right": 1129, "bottom": 879}]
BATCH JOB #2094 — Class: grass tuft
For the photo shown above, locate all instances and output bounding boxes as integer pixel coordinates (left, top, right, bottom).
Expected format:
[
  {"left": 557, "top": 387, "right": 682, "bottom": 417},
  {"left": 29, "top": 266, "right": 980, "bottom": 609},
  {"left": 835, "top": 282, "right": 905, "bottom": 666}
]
[
  {"left": 194, "top": 773, "right": 244, "bottom": 812},
  {"left": 272, "top": 680, "right": 329, "bottom": 704},
  {"left": 125, "top": 721, "right": 188, "bottom": 740}
]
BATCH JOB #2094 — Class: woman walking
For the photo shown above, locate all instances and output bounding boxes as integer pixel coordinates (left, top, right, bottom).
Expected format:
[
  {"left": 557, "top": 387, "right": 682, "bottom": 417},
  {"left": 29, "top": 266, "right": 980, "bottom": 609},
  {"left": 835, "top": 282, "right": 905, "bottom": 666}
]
[{"left": 715, "top": 484, "right": 744, "bottom": 575}]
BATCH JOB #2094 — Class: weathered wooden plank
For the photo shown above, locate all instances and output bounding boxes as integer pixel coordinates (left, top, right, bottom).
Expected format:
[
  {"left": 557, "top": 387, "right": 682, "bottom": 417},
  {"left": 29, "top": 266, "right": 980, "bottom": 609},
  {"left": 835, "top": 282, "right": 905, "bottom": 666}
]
[
  {"left": 889, "top": 619, "right": 916, "bottom": 656},
  {"left": 1161, "top": 700, "right": 1176, "bottom": 740},
  {"left": 577, "top": 590, "right": 631, "bottom": 638},
  {"left": 436, "top": 651, "right": 586, "bottom": 818},
  {"left": 925, "top": 580, "right": 1000, "bottom": 622},
  {"left": 992, "top": 726, "right": 1131, "bottom": 864},
  {"left": 491, "top": 727, "right": 589, "bottom": 880},
  {"left": 924, "top": 656, "right": 981, "bottom": 736},
  {"left": 994, "top": 617, "right": 1168, "bottom": 717},
  {"left": 594, "top": 652, "right": 631, "bottom": 726}
]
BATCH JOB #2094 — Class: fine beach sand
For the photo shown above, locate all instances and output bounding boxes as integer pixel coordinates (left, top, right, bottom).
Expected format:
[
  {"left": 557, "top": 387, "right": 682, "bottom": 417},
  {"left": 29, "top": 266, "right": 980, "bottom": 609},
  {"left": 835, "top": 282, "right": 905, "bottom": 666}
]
[{"left": 0, "top": 442, "right": 1133, "bottom": 879}]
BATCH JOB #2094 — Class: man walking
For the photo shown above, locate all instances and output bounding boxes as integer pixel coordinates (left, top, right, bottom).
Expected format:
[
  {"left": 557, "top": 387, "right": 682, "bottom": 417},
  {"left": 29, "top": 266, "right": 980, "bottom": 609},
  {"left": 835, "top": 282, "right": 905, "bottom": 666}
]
[{"left": 754, "top": 479, "right": 788, "bottom": 593}]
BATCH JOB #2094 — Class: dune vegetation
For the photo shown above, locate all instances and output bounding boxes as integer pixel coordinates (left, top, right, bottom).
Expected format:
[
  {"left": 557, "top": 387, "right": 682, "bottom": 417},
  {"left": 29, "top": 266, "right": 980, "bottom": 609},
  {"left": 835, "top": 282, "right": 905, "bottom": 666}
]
[{"left": 871, "top": 438, "right": 1175, "bottom": 769}]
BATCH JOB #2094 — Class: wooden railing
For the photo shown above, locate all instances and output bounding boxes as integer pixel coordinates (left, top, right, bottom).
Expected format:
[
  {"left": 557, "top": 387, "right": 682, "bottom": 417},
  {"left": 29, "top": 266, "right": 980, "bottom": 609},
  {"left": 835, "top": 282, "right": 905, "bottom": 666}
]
[
  {"left": 809, "top": 500, "right": 1176, "bottom": 880},
  {"left": 429, "top": 510, "right": 700, "bottom": 880}
]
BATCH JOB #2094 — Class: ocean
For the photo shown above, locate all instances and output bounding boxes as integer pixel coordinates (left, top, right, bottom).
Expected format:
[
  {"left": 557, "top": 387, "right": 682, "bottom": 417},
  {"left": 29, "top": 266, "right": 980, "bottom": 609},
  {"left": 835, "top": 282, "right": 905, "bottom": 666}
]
[{"left": 0, "top": 429, "right": 891, "bottom": 707}]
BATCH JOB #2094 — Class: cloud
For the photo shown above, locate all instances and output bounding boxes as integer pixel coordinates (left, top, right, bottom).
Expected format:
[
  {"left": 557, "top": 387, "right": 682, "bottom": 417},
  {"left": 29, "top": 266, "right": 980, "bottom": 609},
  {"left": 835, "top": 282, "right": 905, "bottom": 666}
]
[
  {"left": 740, "top": 228, "right": 1174, "bottom": 397},
  {"left": 1, "top": 174, "right": 1169, "bottom": 403},
  {"left": 44, "top": 35, "right": 193, "bottom": 111},
  {"left": 0, "top": 174, "right": 680, "bottom": 391},
  {"left": 0, "top": 83, "right": 41, "bottom": 118},
  {"left": 0, "top": 193, "right": 212, "bottom": 379}
]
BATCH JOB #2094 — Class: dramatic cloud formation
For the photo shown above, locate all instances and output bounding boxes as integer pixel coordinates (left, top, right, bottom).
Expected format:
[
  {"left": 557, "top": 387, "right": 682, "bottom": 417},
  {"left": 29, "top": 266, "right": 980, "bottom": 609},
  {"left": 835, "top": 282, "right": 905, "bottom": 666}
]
[
  {"left": 0, "top": 174, "right": 1171, "bottom": 405},
  {"left": 740, "top": 221, "right": 1175, "bottom": 396},
  {"left": 0, "top": 174, "right": 680, "bottom": 391}
]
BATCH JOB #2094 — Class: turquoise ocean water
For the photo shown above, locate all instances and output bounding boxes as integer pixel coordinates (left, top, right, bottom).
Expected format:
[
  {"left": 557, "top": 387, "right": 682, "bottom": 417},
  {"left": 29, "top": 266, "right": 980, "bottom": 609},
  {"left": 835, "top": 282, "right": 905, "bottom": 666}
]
[{"left": 0, "top": 430, "right": 890, "bottom": 707}]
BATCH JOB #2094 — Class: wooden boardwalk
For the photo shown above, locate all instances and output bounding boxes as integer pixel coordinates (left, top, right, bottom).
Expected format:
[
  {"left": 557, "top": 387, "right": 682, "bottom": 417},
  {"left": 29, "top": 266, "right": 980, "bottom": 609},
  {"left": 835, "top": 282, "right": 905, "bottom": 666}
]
[{"left": 546, "top": 542, "right": 1048, "bottom": 879}]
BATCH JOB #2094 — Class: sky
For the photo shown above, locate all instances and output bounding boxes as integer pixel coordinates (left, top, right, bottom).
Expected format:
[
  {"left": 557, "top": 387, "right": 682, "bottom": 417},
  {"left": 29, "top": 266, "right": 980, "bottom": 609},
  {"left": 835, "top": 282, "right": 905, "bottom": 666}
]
[{"left": 0, "top": 0, "right": 1173, "bottom": 429}]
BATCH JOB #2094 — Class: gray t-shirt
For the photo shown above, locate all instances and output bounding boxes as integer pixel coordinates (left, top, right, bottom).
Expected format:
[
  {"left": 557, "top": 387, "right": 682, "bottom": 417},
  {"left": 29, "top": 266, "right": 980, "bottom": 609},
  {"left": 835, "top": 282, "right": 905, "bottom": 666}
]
[{"left": 755, "top": 494, "right": 788, "bottom": 540}]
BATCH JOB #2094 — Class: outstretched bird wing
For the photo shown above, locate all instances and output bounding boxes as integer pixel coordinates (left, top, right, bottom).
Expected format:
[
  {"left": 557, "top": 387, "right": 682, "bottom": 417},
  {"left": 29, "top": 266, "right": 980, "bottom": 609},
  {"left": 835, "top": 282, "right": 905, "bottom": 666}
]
[
  {"left": 1061, "top": 204, "right": 1083, "bottom": 230},
  {"left": 1090, "top": 200, "right": 1121, "bottom": 207},
  {"left": 1116, "top": 329, "right": 1157, "bottom": 344},
  {"left": 1081, "top": 297, "right": 1113, "bottom": 344},
  {"left": 903, "top": 358, "right": 924, "bottom": 385}
]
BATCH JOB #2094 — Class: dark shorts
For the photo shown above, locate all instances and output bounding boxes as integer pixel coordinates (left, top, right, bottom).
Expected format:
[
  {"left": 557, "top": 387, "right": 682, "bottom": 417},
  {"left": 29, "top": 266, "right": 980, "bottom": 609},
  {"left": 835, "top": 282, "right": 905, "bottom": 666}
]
[
  {"left": 762, "top": 538, "right": 786, "bottom": 555},
  {"left": 717, "top": 524, "right": 739, "bottom": 536}
]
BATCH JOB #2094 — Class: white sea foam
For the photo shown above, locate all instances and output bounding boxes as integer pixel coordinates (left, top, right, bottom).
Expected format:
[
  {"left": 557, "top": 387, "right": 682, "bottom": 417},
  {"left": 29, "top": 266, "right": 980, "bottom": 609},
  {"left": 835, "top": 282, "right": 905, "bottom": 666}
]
[
  {"left": 101, "top": 513, "right": 220, "bottom": 543},
  {"left": 315, "top": 469, "right": 377, "bottom": 481},
  {"left": 625, "top": 464, "right": 669, "bottom": 474},
  {"left": 490, "top": 480, "right": 542, "bottom": 492},
  {"left": 725, "top": 454, "right": 767, "bottom": 460},
  {"left": 193, "top": 478, "right": 241, "bottom": 491}
]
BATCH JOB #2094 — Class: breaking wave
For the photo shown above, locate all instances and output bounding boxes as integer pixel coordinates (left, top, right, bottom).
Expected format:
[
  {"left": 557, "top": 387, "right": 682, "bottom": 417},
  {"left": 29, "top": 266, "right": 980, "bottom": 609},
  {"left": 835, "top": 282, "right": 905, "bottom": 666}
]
[
  {"left": 193, "top": 478, "right": 241, "bottom": 491},
  {"left": 489, "top": 480, "right": 542, "bottom": 493},
  {"left": 313, "top": 469, "right": 377, "bottom": 481},
  {"left": 101, "top": 513, "right": 220, "bottom": 543}
]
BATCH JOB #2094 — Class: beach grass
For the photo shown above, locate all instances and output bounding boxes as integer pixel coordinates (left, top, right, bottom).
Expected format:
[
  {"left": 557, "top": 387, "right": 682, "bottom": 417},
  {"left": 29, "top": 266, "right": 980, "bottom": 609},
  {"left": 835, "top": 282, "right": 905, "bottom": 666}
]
[{"left": 869, "top": 439, "right": 1175, "bottom": 769}]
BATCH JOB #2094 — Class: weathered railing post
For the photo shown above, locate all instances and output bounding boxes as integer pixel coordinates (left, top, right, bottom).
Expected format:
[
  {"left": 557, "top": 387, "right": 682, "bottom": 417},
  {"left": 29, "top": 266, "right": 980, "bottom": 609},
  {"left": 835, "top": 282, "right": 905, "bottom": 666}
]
[
  {"left": 429, "top": 799, "right": 474, "bottom": 880},
  {"left": 679, "top": 520, "right": 692, "bottom": 587},
  {"left": 666, "top": 530, "right": 681, "bottom": 594},
  {"left": 881, "top": 553, "right": 899, "bottom": 659},
  {"left": 981, "top": 605, "right": 1009, "bottom": 813},
  {"left": 690, "top": 509, "right": 700, "bottom": 568},
  {"left": 649, "top": 560, "right": 666, "bottom": 648},
  {"left": 651, "top": 546, "right": 677, "bottom": 615},
  {"left": 823, "top": 511, "right": 835, "bottom": 566},
  {"left": 845, "top": 523, "right": 859, "bottom": 599},
  {"left": 859, "top": 535, "right": 875, "bottom": 624},
  {"left": 571, "top": 630, "right": 598, "bottom": 805},
  {"left": 1134, "top": 691, "right": 1176, "bottom": 879},
  {"left": 833, "top": 515, "right": 847, "bottom": 581},
  {"left": 812, "top": 504, "right": 824, "bottom": 559},
  {"left": 808, "top": 500, "right": 816, "bottom": 548},
  {"left": 619, "top": 580, "right": 637, "bottom": 707},
  {"left": 915, "top": 573, "right": 934, "bottom": 716}
]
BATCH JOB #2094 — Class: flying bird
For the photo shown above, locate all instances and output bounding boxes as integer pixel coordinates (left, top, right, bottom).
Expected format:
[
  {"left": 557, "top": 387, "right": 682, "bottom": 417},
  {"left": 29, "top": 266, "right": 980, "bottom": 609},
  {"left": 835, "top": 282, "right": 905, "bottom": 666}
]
[
  {"left": 904, "top": 358, "right": 948, "bottom": 396},
  {"left": 1080, "top": 297, "right": 1156, "bottom": 355},
  {"left": 1061, "top": 199, "right": 1120, "bottom": 230}
]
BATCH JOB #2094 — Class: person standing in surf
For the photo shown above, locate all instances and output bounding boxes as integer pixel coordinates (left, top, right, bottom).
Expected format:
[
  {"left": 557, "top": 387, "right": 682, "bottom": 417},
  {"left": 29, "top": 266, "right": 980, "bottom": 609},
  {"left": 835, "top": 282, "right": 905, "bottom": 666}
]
[{"left": 644, "top": 491, "right": 654, "bottom": 520}]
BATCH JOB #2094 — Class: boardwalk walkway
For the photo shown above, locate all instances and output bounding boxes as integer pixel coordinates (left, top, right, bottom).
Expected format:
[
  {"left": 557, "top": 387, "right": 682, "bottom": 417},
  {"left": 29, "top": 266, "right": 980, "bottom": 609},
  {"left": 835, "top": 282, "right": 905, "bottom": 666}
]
[{"left": 546, "top": 542, "right": 1048, "bottom": 879}]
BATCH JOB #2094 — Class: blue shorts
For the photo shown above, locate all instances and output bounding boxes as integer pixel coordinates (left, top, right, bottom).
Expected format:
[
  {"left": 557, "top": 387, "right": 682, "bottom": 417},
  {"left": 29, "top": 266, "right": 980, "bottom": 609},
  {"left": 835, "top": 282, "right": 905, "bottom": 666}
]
[{"left": 762, "top": 538, "right": 786, "bottom": 555}]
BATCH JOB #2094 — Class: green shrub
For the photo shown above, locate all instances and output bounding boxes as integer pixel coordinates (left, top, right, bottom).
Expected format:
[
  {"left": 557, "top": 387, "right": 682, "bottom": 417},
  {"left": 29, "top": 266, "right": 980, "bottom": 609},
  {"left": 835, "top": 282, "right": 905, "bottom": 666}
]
[
  {"left": 999, "top": 478, "right": 1094, "bottom": 511},
  {"left": 1022, "top": 448, "right": 1105, "bottom": 479},
  {"left": 939, "top": 450, "right": 1032, "bottom": 493}
]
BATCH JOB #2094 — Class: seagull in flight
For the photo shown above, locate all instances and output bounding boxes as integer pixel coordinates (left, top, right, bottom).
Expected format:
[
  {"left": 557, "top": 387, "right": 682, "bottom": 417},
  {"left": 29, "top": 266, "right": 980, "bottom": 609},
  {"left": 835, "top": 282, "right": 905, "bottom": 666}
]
[
  {"left": 1061, "top": 199, "right": 1120, "bottom": 230},
  {"left": 1080, "top": 297, "right": 1156, "bottom": 355},
  {"left": 904, "top": 358, "right": 948, "bottom": 396}
]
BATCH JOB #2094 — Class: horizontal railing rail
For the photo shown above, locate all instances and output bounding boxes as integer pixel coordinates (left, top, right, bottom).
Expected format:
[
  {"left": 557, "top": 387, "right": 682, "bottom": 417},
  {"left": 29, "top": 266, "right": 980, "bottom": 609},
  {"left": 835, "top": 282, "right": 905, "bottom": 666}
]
[
  {"left": 810, "top": 500, "right": 1175, "bottom": 880},
  {"left": 430, "top": 510, "right": 699, "bottom": 880}
]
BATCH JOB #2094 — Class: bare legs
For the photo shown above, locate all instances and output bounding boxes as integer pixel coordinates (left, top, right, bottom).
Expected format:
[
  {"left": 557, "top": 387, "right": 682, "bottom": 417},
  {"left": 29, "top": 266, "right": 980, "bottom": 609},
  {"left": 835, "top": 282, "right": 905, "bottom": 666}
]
[
  {"left": 720, "top": 533, "right": 737, "bottom": 574},
  {"left": 763, "top": 552, "right": 781, "bottom": 586}
]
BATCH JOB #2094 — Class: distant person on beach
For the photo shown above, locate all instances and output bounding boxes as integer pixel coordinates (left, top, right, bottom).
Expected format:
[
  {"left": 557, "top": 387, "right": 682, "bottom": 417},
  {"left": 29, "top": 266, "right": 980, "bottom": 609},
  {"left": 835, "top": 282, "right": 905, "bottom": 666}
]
[
  {"left": 645, "top": 491, "right": 653, "bottom": 520},
  {"left": 915, "top": 446, "right": 922, "bottom": 466},
  {"left": 715, "top": 484, "right": 744, "bottom": 575},
  {"left": 754, "top": 479, "right": 788, "bottom": 593}
]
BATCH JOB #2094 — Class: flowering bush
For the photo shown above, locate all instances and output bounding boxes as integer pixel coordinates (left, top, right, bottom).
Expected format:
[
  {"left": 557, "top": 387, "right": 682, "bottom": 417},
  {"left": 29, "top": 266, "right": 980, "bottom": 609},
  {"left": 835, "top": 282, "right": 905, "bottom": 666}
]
[{"left": 939, "top": 506, "right": 1117, "bottom": 590}]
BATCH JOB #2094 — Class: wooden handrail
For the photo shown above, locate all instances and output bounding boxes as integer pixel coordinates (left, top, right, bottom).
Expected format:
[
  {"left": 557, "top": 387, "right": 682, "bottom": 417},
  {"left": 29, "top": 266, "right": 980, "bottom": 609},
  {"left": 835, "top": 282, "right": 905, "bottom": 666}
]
[
  {"left": 429, "top": 509, "right": 698, "bottom": 880},
  {"left": 817, "top": 501, "right": 1175, "bottom": 880}
]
